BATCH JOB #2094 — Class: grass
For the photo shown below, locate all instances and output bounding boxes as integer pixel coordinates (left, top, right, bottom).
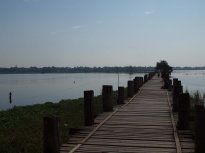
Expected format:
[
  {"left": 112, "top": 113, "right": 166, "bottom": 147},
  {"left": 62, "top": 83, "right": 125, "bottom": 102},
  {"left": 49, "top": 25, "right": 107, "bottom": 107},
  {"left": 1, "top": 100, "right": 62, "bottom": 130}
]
[
  {"left": 0, "top": 99, "right": 84, "bottom": 153},
  {"left": 184, "top": 90, "right": 205, "bottom": 136},
  {"left": 0, "top": 91, "right": 119, "bottom": 153}
]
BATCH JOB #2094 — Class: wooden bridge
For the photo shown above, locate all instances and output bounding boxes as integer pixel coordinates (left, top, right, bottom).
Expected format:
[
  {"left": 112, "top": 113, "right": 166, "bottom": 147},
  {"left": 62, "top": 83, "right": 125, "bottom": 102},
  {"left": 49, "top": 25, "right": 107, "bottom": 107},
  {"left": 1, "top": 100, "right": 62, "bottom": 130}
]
[{"left": 59, "top": 75, "right": 194, "bottom": 153}]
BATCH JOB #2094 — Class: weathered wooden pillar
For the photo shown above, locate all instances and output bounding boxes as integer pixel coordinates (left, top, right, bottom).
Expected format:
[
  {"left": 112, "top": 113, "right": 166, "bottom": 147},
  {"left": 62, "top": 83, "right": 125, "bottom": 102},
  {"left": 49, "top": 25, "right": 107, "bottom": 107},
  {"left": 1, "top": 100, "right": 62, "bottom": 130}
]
[
  {"left": 43, "top": 116, "right": 60, "bottom": 153},
  {"left": 127, "top": 80, "right": 134, "bottom": 97},
  {"left": 134, "top": 77, "right": 139, "bottom": 93},
  {"left": 148, "top": 73, "right": 150, "bottom": 80},
  {"left": 139, "top": 77, "right": 143, "bottom": 87},
  {"left": 172, "top": 78, "right": 179, "bottom": 109},
  {"left": 169, "top": 79, "right": 172, "bottom": 86},
  {"left": 144, "top": 75, "right": 148, "bottom": 83},
  {"left": 168, "top": 79, "right": 172, "bottom": 90},
  {"left": 172, "top": 85, "right": 183, "bottom": 112},
  {"left": 173, "top": 78, "right": 178, "bottom": 86},
  {"left": 84, "top": 90, "right": 94, "bottom": 126},
  {"left": 195, "top": 105, "right": 205, "bottom": 153},
  {"left": 139, "top": 77, "right": 142, "bottom": 87},
  {"left": 177, "top": 80, "right": 181, "bottom": 86},
  {"left": 117, "top": 86, "right": 124, "bottom": 104},
  {"left": 177, "top": 93, "right": 190, "bottom": 130},
  {"left": 102, "top": 85, "right": 113, "bottom": 112}
]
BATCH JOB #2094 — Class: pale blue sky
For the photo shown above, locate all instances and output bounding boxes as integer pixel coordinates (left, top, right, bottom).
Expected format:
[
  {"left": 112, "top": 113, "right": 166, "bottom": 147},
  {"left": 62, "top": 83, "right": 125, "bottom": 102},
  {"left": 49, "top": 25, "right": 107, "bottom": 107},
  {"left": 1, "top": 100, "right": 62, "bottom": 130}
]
[{"left": 0, "top": 0, "right": 205, "bottom": 67}]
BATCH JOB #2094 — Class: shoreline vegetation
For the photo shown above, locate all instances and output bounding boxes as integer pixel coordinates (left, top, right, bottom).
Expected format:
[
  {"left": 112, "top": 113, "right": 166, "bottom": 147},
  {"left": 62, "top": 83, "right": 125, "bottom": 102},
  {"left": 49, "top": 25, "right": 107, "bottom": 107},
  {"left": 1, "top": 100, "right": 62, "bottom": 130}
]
[
  {"left": 185, "top": 90, "right": 205, "bottom": 140},
  {"left": 0, "top": 90, "right": 119, "bottom": 153},
  {"left": 0, "top": 66, "right": 205, "bottom": 74},
  {"left": 0, "top": 66, "right": 154, "bottom": 74}
]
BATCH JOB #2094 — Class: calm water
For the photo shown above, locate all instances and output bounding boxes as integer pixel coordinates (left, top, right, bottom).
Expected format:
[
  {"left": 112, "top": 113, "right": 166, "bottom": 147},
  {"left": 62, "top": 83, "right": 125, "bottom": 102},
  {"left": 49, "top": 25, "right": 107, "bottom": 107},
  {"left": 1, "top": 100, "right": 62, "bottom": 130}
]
[
  {"left": 172, "top": 70, "right": 205, "bottom": 94},
  {"left": 0, "top": 73, "right": 145, "bottom": 110},
  {"left": 1, "top": 70, "right": 205, "bottom": 110}
]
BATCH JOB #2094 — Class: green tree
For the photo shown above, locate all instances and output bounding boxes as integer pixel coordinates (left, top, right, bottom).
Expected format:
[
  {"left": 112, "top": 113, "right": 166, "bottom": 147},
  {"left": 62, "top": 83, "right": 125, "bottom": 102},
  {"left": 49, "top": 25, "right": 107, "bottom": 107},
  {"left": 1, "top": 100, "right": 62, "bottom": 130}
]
[{"left": 156, "top": 60, "right": 173, "bottom": 74}]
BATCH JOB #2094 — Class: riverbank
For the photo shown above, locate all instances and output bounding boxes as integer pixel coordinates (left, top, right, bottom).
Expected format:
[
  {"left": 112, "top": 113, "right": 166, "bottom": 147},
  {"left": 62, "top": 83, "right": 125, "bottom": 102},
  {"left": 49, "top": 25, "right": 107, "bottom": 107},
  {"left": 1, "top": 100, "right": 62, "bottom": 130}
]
[{"left": 0, "top": 92, "right": 118, "bottom": 153}]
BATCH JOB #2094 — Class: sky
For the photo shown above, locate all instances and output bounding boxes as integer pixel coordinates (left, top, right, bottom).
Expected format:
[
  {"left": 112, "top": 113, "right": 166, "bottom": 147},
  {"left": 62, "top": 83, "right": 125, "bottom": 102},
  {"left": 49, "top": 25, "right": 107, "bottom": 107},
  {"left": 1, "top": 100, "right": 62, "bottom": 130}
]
[{"left": 0, "top": 0, "right": 205, "bottom": 67}]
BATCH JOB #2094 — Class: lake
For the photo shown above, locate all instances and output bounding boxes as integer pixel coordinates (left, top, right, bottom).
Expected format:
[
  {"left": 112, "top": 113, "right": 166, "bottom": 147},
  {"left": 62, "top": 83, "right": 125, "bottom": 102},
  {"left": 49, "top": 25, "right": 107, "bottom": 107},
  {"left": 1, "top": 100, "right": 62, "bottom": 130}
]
[
  {"left": 0, "top": 73, "right": 145, "bottom": 110},
  {"left": 1, "top": 70, "right": 205, "bottom": 111},
  {"left": 171, "top": 70, "right": 205, "bottom": 95}
]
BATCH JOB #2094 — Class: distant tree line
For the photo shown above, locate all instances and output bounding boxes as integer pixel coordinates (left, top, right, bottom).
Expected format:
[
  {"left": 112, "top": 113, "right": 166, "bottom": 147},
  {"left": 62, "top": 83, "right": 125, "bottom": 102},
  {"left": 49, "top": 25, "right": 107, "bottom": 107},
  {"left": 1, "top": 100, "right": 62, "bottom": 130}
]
[
  {"left": 173, "top": 67, "right": 205, "bottom": 70},
  {"left": 0, "top": 66, "right": 155, "bottom": 74},
  {"left": 0, "top": 66, "right": 204, "bottom": 74}
]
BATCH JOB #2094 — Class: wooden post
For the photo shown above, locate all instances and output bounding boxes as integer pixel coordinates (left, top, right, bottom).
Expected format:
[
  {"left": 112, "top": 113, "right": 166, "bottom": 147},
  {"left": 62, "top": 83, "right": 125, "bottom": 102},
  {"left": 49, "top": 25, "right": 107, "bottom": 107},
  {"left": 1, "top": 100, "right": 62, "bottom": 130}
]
[
  {"left": 168, "top": 79, "right": 172, "bottom": 90},
  {"left": 144, "top": 75, "right": 148, "bottom": 83},
  {"left": 148, "top": 73, "right": 151, "bottom": 80},
  {"left": 133, "top": 77, "right": 139, "bottom": 93},
  {"left": 43, "top": 116, "right": 60, "bottom": 153},
  {"left": 177, "top": 80, "right": 181, "bottom": 86},
  {"left": 102, "top": 85, "right": 113, "bottom": 112},
  {"left": 173, "top": 78, "right": 178, "bottom": 86},
  {"left": 117, "top": 86, "right": 124, "bottom": 104},
  {"left": 172, "top": 78, "right": 179, "bottom": 110},
  {"left": 177, "top": 93, "right": 190, "bottom": 130},
  {"left": 139, "top": 77, "right": 143, "bottom": 87},
  {"left": 169, "top": 79, "right": 172, "bottom": 86},
  {"left": 195, "top": 105, "right": 205, "bottom": 153},
  {"left": 127, "top": 80, "right": 134, "bottom": 97},
  {"left": 143, "top": 75, "right": 146, "bottom": 83},
  {"left": 172, "top": 85, "right": 183, "bottom": 112},
  {"left": 138, "top": 77, "right": 141, "bottom": 87},
  {"left": 84, "top": 90, "right": 94, "bottom": 126}
]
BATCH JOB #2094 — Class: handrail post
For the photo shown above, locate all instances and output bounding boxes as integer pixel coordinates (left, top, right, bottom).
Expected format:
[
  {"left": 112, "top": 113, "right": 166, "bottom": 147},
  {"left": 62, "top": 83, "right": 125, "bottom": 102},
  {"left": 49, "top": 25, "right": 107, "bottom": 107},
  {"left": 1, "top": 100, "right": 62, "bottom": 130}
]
[
  {"left": 140, "top": 77, "right": 143, "bottom": 87},
  {"left": 144, "top": 75, "right": 148, "bottom": 83},
  {"left": 117, "top": 86, "right": 124, "bottom": 104},
  {"left": 172, "top": 85, "right": 183, "bottom": 112},
  {"left": 84, "top": 90, "right": 94, "bottom": 126},
  {"left": 195, "top": 105, "right": 205, "bottom": 153},
  {"left": 43, "top": 115, "right": 60, "bottom": 153},
  {"left": 177, "top": 93, "right": 190, "bottom": 130},
  {"left": 127, "top": 80, "right": 134, "bottom": 97},
  {"left": 134, "top": 77, "right": 139, "bottom": 93},
  {"left": 102, "top": 85, "right": 113, "bottom": 112}
]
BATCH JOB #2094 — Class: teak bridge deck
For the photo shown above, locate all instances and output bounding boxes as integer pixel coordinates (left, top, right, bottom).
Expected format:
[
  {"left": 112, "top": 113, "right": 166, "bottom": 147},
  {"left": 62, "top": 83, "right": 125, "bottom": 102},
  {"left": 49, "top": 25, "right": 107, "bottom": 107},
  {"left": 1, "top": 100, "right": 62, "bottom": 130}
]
[{"left": 60, "top": 76, "right": 194, "bottom": 153}]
